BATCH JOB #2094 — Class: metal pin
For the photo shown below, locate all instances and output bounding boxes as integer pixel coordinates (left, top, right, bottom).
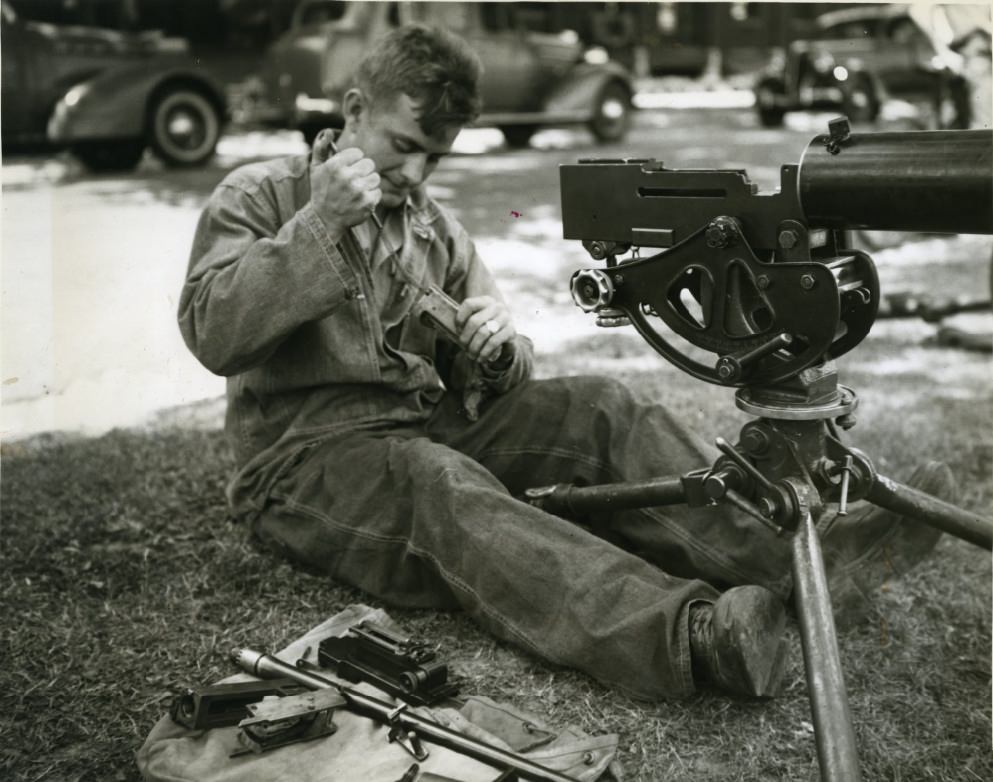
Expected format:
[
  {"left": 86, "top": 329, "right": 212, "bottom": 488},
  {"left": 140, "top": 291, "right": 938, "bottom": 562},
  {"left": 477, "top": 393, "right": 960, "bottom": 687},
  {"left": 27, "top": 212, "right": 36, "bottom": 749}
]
[
  {"left": 715, "top": 436, "right": 778, "bottom": 494},
  {"left": 837, "top": 455, "right": 854, "bottom": 516}
]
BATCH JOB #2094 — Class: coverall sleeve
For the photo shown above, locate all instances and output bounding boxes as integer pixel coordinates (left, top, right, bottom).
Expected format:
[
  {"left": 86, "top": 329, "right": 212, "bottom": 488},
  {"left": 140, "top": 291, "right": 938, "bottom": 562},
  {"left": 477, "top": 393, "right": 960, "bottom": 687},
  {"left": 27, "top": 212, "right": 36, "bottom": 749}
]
[
  {"left": 178, "top": 181, "right": 360, "bottom": 376},
  {"left": 443, "top": 223, "right": 534, "bottom": 393}
]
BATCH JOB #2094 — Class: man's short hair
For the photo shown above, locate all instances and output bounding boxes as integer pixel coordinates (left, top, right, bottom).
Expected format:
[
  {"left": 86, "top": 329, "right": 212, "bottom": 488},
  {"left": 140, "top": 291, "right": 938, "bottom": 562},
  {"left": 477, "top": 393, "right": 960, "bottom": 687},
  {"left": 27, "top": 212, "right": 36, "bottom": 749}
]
[{"left": 355, "top": 24, "right": 483, "bottom": 136}]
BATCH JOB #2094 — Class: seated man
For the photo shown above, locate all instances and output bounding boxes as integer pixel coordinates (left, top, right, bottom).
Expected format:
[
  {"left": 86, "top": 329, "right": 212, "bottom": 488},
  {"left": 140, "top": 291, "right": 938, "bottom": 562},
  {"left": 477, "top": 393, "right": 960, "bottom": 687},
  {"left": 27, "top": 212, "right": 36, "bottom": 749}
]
[{"left": 179, "top": 24, "right": 950, "bottom": 701}]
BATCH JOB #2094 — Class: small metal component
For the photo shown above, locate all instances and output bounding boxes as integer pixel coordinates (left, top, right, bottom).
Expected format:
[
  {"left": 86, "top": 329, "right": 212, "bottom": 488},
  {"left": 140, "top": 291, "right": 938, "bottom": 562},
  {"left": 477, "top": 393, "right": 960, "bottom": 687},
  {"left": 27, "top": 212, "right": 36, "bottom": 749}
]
[
  {"left": 851, "top": 287, "right": 872, "bottom": 306},
  {"left": 778, "top": 229, "right": 799, "bottom": 249},
  {"left": 741, "top": 428, "right": 770, "bottom": 455},
  {"left": 233, "top": 688, "right": 347, "bottom": 756},
  {"left": 570, "top": 269, "right": 615, "bottom": 313},
  {"left": 395, "top": 763, "right": 420, "bottom": 782},
  {"left": 705, "top": 216, "right": 738, "bottom": 248},
  {"left": 836, "top": 413, "right": 858, "bottom": 430},
  {"left": 724, "top": 488, "right": 784, "bottom": 535},
  {"left": 800, "top": 274, "right": 817, "bottom": 291},
  {"left": 756, "top": 274, "right": 771, "bottom": 290},
  {"left": 588, "top": 241, "right": 609, "bottom": 260},
  {"left": 715, "top": 436, "right": 778, "bottom": 494},
  {"left": 837, "top": 455, "right": 854, "bottom": 515},
  {"left": 704, "top": 470, "right": 737, "bottom": 501},
  {"left": 594, "top": 308, "right": 631, "bottom": 327},
  {"left": 387, "top": 710, "right": 430, "bottom": 762},
  {"left": 825, "top": 116, "right": 852, "bottom": 155},
  {"left": 714, "top": 333, "right": 794, "bottom": 383}
]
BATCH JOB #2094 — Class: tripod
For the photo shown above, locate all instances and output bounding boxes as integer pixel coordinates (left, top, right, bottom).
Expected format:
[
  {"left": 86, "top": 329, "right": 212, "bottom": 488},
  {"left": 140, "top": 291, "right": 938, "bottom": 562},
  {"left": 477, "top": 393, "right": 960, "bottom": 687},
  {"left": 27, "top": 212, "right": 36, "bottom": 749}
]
[
  {"left": 546, "top": 120, "right": 993, "bottom": 779},
  {"left": 526, "top": 363, "right": 992, "bottom": 780}
]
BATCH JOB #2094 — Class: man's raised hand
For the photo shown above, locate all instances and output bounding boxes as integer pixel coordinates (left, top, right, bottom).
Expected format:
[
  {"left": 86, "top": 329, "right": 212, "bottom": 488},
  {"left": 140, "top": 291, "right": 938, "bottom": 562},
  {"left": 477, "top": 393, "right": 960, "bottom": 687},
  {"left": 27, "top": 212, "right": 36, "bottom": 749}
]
[{"left": 310, "top": 145, "right": 382, "bottom": 238}]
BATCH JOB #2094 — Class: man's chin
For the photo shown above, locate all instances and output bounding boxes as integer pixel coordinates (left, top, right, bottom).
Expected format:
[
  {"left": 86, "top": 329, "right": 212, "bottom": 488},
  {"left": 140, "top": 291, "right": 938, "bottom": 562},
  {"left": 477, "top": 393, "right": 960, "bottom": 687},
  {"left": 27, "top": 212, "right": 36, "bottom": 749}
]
[{"left": 380, "top": 189, "right": 408, "bottom": 209}]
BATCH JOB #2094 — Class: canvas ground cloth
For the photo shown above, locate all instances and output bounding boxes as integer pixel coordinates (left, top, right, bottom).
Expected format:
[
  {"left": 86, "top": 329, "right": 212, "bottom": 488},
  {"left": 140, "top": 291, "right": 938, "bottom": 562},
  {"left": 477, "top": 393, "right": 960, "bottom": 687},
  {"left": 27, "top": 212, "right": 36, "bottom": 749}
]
[{"left": 137, "top": 605, "right": 620, "bottom": 781}]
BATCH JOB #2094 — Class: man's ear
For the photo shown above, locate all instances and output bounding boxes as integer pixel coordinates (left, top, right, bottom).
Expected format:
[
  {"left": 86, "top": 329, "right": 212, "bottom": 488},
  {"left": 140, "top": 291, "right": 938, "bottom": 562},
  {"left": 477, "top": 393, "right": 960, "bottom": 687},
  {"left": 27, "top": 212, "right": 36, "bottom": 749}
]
[{"left": 342, "top": 88, "right": 366, "bottom": 128}]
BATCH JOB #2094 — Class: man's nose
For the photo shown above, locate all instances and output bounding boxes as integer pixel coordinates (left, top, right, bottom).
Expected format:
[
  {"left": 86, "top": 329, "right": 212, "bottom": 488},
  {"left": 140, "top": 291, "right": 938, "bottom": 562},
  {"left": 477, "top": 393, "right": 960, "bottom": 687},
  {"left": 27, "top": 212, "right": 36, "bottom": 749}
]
[{"left": 398, "top": 153, "right": 428, "bottom": 185}]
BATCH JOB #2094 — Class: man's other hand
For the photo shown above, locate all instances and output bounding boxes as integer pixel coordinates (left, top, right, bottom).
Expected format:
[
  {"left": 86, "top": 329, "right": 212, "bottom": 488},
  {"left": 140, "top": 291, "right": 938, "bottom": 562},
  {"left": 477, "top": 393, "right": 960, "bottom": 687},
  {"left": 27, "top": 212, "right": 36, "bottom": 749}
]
[
  {"left": 311, "top": 146, "right": 382, "bottom": 238},
  {"left": 455, "top": 296, "right": 517, "bottom": 365}
]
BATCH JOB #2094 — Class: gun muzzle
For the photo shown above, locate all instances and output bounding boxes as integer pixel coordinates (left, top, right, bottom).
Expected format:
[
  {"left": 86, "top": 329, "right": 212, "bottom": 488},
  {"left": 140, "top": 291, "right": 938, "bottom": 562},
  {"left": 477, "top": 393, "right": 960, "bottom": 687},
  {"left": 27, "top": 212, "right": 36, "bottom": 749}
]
[{"left": 232, "top": 648, "right": 339, "bottom": 690}]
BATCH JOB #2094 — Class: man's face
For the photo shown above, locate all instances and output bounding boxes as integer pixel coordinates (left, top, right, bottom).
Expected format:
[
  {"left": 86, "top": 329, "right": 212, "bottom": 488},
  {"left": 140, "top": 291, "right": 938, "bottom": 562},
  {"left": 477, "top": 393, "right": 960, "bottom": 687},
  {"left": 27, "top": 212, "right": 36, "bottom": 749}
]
[{"left": 342, "top": 91, "right": 462, "bottom": 209}]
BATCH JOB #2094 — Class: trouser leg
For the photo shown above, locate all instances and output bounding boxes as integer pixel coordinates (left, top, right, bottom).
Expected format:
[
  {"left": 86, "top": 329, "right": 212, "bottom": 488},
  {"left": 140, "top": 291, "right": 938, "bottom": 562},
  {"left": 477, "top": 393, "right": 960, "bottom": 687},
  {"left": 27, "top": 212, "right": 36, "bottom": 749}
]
[
  {"left": 426, "top": 375, "right": 794, "bottom": 593},
  {"left": 254, "top": 425, "right": 716, "bottom": 699}
]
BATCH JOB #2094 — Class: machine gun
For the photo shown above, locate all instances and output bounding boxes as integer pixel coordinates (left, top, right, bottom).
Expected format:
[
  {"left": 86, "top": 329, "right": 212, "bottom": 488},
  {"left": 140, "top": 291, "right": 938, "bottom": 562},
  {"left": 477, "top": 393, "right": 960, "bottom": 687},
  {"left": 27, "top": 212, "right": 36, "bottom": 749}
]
[{"left": 527, "top": 118, "right": 993, "bottom": 781}]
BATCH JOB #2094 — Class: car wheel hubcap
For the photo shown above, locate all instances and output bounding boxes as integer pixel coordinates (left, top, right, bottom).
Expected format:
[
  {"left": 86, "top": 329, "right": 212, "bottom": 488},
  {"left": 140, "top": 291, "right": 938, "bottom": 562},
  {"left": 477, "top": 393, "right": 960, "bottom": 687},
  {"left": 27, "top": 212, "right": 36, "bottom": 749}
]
[
  {"left": 166, "top": 107, "right": 207, "bottom": 151},
  {"left": 601, "top": 98, "right": 625, "bottom": 120}
]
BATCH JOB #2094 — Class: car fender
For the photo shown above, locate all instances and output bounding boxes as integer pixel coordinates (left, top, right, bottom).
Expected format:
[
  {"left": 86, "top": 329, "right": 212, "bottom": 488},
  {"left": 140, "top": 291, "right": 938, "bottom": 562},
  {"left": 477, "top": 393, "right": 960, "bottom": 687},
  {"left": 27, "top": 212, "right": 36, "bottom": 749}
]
[
  {"left": 540, "top": 62, "right": 632, "bottom": 119},
  {"left": 48, "top": 63, "right": 226, "bottom": 142}
]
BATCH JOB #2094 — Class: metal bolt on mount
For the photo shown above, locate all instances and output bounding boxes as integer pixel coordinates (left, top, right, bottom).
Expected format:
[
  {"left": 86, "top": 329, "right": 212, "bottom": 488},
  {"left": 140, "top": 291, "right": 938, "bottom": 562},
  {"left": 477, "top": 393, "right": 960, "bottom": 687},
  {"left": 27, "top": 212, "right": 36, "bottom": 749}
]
[{"left": 778, "top": 229, "right": 799, "bottom": 249}]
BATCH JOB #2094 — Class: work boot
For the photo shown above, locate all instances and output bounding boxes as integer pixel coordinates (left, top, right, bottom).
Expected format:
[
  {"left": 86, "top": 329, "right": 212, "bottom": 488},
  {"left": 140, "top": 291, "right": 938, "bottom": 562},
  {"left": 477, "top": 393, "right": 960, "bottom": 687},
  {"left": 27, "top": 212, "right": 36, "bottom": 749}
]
[
  {"left": 689, "top": 585, "right": 788, "bottom": 698},
  {"left": 820, "top": 461, "right": 953, "bottom": 623}
]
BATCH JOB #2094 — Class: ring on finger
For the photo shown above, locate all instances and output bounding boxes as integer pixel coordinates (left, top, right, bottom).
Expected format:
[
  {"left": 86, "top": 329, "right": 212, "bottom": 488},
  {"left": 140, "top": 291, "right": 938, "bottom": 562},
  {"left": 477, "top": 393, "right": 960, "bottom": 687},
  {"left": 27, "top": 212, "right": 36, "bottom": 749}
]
[{"left": 483, "top": 319, "right": 500, "bottom": 335}]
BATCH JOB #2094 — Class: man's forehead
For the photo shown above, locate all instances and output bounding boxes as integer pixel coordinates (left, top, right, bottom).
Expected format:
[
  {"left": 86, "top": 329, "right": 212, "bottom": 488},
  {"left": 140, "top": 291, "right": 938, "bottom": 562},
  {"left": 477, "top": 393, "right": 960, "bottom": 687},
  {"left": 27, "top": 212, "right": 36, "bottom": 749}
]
[{"left": 381, "top": 92, "right": 461, "bottom": 148}]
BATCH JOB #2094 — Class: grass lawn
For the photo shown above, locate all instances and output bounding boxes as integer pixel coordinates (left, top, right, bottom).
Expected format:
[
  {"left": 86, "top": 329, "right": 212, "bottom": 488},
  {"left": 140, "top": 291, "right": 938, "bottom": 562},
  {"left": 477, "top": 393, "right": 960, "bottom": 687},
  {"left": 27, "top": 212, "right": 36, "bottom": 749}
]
[{"left": 3, "top": 234, "right": 991, "bottom": 781}]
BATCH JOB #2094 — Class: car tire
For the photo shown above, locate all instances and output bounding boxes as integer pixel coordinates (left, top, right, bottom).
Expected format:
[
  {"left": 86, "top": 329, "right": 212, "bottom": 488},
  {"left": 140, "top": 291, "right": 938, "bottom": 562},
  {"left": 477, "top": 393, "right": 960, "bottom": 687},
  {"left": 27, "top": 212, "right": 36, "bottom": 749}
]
[
  {"left": 500, "top": 125, "right": 537, "bottom": 149},
  {"left": 148, "top": 87, "right": 222, "bottom": 167},
  {"left": 755, "top": 77, "right": 786, "bottom": 127},
  {"left": 841, "top": 75, "right": 879, "bottom": 123},
  {"left": 72, "top": 140, "right": 146, "bottom": 172},
  {"left": 588, "top": 81, "right": 632, "bottom": 143}
]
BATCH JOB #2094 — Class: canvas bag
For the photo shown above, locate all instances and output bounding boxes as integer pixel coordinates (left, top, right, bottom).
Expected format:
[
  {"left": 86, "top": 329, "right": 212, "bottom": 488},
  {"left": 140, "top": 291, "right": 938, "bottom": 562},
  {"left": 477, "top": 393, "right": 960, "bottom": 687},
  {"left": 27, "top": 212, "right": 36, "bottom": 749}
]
[{"left": 137, "top": 605, "right": 620, "bottom": 781}]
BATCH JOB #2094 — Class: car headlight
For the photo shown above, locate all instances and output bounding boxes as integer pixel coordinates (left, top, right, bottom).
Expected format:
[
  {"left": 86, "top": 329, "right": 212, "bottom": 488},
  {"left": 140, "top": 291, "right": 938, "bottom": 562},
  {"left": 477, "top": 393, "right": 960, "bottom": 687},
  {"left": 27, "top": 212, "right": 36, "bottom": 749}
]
[
  {"left": 583, "top": 47, "right": 609, "bottom": 65},
  {"left": 62, "top": 82, "right": 91, "bottom": 108}
]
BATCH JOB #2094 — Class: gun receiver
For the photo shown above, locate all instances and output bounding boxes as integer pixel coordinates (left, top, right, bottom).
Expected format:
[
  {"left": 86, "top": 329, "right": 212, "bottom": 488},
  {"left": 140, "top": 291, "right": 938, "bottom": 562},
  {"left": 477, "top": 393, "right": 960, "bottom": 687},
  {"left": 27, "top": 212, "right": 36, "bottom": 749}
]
[
  {"left": 561, "top": 122, "right": 993, "bottom": 387},
  {"left": 318, "top": 620, "right": 460, "bottom": 706}
]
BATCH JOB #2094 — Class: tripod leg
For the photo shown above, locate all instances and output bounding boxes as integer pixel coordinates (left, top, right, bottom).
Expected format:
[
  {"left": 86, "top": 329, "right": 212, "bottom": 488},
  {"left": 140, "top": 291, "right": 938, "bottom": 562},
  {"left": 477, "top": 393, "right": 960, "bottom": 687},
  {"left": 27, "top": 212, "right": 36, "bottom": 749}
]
[
  {"left": 524, "top": 475, "right": 688, "bottom": 517},
  {"left": 867, "top": 474, "right": 992, "bottom": 550},
  {"left": 792, "top": 510, "right": 862, "bottom": 782}
]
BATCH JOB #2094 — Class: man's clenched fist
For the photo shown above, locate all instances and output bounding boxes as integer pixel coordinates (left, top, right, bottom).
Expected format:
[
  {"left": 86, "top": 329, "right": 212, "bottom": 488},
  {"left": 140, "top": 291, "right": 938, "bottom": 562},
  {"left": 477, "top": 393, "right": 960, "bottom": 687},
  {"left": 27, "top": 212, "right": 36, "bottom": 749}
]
[{"left": 310, "top": 144, "right": 382, "bottom": 239}]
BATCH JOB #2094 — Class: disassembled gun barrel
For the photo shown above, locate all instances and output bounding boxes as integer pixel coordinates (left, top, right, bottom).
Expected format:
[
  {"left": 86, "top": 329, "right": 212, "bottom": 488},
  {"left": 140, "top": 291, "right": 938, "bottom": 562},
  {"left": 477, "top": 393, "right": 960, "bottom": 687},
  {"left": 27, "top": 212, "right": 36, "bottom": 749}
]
[{"left": 232, "top": 648, "right": 580, "bottom": 782}]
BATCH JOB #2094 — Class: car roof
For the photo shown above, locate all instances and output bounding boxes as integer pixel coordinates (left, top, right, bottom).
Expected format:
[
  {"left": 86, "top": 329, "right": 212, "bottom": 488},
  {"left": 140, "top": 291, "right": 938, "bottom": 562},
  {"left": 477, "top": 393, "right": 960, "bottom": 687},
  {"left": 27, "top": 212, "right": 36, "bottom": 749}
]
[{"left": 816, "top": 3, "right": 910, "bottom": 30}]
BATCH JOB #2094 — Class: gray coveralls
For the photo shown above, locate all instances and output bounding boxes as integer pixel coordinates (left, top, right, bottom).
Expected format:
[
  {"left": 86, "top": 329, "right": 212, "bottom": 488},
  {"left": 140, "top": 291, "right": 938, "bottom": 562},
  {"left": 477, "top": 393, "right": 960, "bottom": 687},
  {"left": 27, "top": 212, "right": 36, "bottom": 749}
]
[{"left": 179, "top": 153, "right": 789, "bottom": 699}]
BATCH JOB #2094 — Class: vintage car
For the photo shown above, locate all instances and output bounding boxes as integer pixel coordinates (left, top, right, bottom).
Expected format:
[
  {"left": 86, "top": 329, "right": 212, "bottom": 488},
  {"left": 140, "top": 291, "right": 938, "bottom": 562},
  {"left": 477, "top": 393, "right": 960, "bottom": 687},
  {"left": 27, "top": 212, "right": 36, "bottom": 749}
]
[
  {"left": 1, "top": 1, "right": 226, "bottom": 171},
  {"left": 244, "top": 0, "right": 634, "bottom": 148},
  {"left": 754, "top": 4, "right": 969, "bottom": 128}
]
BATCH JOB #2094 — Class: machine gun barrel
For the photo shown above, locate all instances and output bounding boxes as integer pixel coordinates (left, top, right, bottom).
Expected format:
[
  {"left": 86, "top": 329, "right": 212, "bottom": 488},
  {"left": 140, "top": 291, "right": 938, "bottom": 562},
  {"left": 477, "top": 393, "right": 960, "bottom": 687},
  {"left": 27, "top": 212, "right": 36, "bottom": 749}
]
[
  {"left": 232, "top": 649, "right": 580, "bottom": 782},
  {"left": 800, "top": 129, "right": 993, "bottom": 234}
]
